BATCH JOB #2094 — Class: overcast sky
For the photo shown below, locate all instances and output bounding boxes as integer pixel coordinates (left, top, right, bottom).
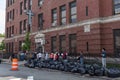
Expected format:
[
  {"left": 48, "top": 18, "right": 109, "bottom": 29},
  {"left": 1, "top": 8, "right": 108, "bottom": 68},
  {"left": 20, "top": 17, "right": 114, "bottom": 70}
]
[{"left": 0, "top": 0, "right": 6, "bottom": 34}]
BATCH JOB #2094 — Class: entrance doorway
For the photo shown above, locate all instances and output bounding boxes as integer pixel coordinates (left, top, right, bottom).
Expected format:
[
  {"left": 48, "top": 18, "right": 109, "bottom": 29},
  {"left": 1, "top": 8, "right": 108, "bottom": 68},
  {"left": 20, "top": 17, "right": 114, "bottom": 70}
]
[
  {"left": 36, "top": 43, "right": 43, "bottom": 52},
  {"left": 114, "top": 29, "right": 120, "bottom": 57}
]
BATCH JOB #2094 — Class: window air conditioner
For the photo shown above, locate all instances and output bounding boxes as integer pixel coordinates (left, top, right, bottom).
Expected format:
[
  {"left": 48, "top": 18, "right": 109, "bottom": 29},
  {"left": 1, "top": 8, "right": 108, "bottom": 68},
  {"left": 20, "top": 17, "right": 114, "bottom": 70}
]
[{"left": 39, "top": 1, "right": 43, "bottom": 7}]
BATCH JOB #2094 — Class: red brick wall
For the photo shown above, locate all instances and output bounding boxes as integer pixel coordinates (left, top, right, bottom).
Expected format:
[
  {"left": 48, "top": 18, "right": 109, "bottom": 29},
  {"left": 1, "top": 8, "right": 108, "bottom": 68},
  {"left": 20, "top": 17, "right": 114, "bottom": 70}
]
[{"left": 5, "top": 0, "right": 119, "bottom": 56}]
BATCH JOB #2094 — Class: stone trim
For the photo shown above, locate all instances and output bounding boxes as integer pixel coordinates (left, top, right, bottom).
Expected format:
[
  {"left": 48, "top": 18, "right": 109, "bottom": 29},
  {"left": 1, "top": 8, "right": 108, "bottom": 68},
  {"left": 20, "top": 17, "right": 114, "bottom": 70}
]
[{"left": 5, "top": 14, "right": 120, "bottom": 41}]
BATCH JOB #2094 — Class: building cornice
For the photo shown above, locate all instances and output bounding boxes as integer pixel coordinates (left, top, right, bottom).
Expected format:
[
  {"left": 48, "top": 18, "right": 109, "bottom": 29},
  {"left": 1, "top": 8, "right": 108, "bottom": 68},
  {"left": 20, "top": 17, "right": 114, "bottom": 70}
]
[{"left": 5, "top": 14, "right": 120, "bottom": 41}]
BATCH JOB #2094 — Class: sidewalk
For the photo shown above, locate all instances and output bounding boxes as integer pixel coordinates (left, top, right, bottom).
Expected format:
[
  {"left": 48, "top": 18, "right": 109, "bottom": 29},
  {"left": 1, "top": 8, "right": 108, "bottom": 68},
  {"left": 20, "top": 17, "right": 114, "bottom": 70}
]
[
  {"left": 1, "top": 59, "right": 26, "bottom": 66},
  {"left": 2, "top": 57, "right": 120, "bottom": 65},
  {"left": 84, "top": 57, "right": 120, "bottom": 64}
]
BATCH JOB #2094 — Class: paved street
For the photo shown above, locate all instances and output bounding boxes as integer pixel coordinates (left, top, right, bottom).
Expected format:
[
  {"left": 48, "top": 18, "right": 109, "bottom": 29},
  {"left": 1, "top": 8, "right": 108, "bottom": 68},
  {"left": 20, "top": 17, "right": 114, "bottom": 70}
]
[{"left": 0, "top": 63, "right": 120, "bottom": 80}]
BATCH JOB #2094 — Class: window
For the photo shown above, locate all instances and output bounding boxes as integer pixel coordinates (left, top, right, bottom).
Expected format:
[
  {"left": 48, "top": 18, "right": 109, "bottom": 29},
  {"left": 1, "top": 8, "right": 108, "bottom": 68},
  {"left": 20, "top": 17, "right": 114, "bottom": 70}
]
[
  {"left": 11, "top": 42, "right": 14, "bottom": 53},
  {"left": 7, "top": 0, "right": 14, "bottom": 7},
  {"left": 24, "top": 0, "right": 27, "bottom": 10},
  {"left": 69, "top": 34, "right": 77, "bottom": 56},
  {"left": 10, "top": 11, "right": 12, "bottom": 21},
  {"left": 19, "top": 41, "right": 22, "bottom": 51},
  {"left": 86, "top": 6, "right": 88, "bottom": 16},
  {"left": 12, "top": 26, "right": 14, "bottom": 35},
  {"left": 28, "top": 0, "right": 32, "bottom": 10},
  {"left": 70, "top": 1, "right": 77, "bottom": 23},
  {"left": 51, "top": 36, "right": 57, "bottom": 53},
  {"left": 11, "top": 0, "right": 14, "bottom": 4},
  {"left": 7, "top": 12, "right": 9, "bottom": 22},
  {"left": 20, "top": 2, "right": 23, "bottom": 15},
  {"left": 6, "top": 43, "right": 8, "bottom": 53},
  {"left": 12, "top": 9, "right": 14, "bottom": 20},
  {"left": 59, "top": 35, "right": 66, "bottom": 53},
  {"left": 23, "top": 19, "right": 27, "bottom": 31},
  {"left": 114, "top": 0, "right": 120, "bottom": 14},
  {"left": 6, "top": 28, "right": 8, "bottom": 38},
  {"left": 9, "top": 27, "right": 12, "bottom": 37},
  {"left": 38, "top": 0, "right": 44, "bottom": 6},
  {"left": 52, "top": 8, "right": 57, "bottom": 26},
  {"left": 7, "top": 0, "right": 10, "bottom": 7},
  {"left": 19, "top": 21, "right": 22, "bottom": 34},
  {"left": 10, "top": 0, "right": 12, "bottom": 5},
  {"left": 38, "top": 13, "right": 43, "bottom": 30},
  {"left": 60, "top": 5, "right": 66, "bottom": 25},
  {"left": 8, "top": 43, "right": 11, "bottom": 53},
  {"left": 8, "top": 28, "right": 10, "bottom": 38}
]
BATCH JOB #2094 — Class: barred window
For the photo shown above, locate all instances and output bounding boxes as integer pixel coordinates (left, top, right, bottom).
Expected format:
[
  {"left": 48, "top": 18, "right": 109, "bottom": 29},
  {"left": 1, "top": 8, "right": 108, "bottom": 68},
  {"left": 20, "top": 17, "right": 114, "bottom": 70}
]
[
  {"left": 59, "top": 35, "right": 66, "bottom": 53},
  {"left": 51, "top": 36, "right": 57, "bottom": 53},
  {"left": 69, "top": 34, "right": 77, "bottom": 56}
]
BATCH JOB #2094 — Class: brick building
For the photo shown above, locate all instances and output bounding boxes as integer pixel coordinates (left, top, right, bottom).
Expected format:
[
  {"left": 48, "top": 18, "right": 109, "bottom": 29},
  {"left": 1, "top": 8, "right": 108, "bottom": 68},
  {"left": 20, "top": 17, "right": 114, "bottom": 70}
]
[{"left": 4, "top": 0, "right": 120, "bottom": 57}]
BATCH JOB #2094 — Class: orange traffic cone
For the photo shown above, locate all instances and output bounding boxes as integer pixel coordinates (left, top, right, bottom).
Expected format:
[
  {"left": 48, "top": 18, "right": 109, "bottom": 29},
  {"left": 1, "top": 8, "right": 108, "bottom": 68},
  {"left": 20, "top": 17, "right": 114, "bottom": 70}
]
[{"left": 11, "top": 58, "right": 18, "bottom": 71}]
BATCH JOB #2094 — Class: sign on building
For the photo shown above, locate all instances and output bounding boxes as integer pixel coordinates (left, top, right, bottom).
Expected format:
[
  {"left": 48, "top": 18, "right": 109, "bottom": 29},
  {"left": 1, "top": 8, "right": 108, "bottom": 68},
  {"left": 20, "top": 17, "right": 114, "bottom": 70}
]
[{"left": 84, "top": 24, "right": 90, "bottom": 32}]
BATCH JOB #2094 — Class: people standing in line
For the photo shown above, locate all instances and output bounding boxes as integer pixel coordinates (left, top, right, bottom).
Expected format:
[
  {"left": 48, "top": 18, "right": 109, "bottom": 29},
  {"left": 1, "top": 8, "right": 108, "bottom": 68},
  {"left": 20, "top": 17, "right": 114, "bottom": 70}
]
[
  {"left": 50, "top": 53, "right": 54, "bottom": 60},
  {"left": 9, "top": 53, "right": 17, "bottom": 63},
  {"left": 42, "top": 52, "right": 45, "bottom": 59},
  {"left": 79, "top": 51, "right": 84, "bottom": 65},
  {"left": 62, "top": 51, "right": 67, "bottom": 60},
  {"left": 53, "top": 52, "right": 59, "bottom": 61},
  {"left": 45, "top": 52, "right": 49, "bottom": 60},
  {"left": 37, "top": 51, "right": 42, "bottom": 60},
  {"left": 32, "top": 52, "right": 37, "bottom": 60},
  {"left": 101, "top": 48, "right": 107, "bottom": 69},
  {"left": 20, "top": 51, "right": 25, "bottom": 61}
]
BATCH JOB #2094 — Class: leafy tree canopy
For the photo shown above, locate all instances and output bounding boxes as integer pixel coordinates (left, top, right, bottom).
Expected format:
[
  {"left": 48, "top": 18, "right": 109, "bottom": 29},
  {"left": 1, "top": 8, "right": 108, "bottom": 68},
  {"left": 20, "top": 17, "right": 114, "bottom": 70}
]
[
  {"left": 0, "top": 41, "right": 5, "bottom": 50},
  {"left": 0, "top": 33, "right": 5, "bottom": 37},
  {"left": 22, "top": 32, "right": 31, "bottom": 51}
]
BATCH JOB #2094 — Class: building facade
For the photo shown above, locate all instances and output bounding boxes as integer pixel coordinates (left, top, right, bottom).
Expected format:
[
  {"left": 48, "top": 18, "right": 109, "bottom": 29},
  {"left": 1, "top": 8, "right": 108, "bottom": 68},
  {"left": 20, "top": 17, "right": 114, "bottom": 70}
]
[{"left": 5, "top": 0, "right": 120, "bottom": 57}]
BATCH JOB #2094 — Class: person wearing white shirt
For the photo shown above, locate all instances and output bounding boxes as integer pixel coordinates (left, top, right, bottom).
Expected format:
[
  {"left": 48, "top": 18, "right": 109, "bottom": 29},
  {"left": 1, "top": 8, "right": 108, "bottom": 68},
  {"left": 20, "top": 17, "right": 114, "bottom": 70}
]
[
  {"left": 45, "top": 52, "right": 49, "bottom": 60},
  {"left": 37, "top": 52, "right": 42, "bottom": 60}
]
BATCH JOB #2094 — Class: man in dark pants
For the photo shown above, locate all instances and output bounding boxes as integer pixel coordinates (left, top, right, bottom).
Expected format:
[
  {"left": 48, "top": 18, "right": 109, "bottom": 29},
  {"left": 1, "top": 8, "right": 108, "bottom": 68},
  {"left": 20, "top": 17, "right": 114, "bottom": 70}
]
[{"left": 101, "top": 48, "right": 107, "bottom": 69}]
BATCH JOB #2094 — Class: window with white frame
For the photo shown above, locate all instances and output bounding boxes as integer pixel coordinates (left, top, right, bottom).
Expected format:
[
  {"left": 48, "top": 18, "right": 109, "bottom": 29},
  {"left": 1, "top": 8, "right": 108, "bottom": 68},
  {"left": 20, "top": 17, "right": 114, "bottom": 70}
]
[
  {"left": 52, "top": 8, "right": 57, "bottom": 27},
  {"left": 60, "top": 5, "right": 66, "bottom": 25},
  {"left": 70, "top": 1, "right": 77, "bottom": 23},
  {"left": 114, "top": 0, "right": 120, "bottom": 14}
]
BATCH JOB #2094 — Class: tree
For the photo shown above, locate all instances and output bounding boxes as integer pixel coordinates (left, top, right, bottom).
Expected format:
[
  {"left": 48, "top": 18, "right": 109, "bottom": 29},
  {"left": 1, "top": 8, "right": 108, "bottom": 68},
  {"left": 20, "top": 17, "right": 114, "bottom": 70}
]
[
  {"left": 0, "top": 41, "right": 5, "bottom": 51},
  {"left": 0, "top": 41, "right": 5, "bottom": 58},
  {"left": 22, "top": 32, "right": 31, "bottom": 51},
  {"left": 0, "top": 33, "right": 5, "bottom": 37}
]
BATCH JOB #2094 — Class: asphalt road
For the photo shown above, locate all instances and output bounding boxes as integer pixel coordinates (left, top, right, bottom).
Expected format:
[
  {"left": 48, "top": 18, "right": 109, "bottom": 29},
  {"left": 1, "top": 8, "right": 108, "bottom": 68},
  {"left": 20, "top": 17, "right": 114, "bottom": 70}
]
[{"left": 0, "top": 63, "right": 119, "bottom": 80}]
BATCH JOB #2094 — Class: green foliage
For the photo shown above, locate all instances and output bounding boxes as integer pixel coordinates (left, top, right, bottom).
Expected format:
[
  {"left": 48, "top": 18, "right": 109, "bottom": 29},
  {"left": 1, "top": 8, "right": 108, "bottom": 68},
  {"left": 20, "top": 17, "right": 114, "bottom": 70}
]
[
  {"left": 22, "top": 32, "right": 31, "bottom": 51},
  {"left": 0, "top": 33, "right": 5, "bottom": 37},
  {"left": 0, "top": 41, "right": 5, "bottom": 50}
]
